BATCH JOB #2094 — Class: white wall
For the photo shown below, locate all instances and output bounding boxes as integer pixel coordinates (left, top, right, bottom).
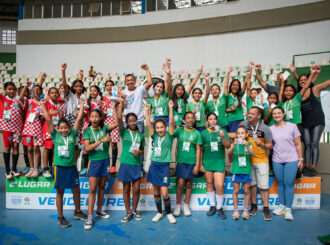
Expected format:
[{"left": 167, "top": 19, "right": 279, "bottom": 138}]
[
  {"left": 18, "top": 0, "right": 320, "bottom": 30},
  {"left": 0, "top": 21, "right": 17, "bottom": 53},
  {"left": 17, "top": 20, "right": 330, "bottom": 75}
]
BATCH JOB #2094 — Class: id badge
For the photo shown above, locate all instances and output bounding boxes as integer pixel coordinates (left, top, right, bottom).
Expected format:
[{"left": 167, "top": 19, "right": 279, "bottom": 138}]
[
  {"left": 52, "top": 116, "right": 59, "bottom": 126},
  {"left": 286, "top": 110, "right": 293, "bottom": 120},
  {"left": 95, "top": 143, "right": 104, "bottom": 151},
  {"left": 129, "top": 143, "right": 140, "bottom": 153},
  {"left": 177, "top": 107, "right": 182, "bottom": 114},
  {"left": 174, "top": 115, "right": 179, "bottom": 122},
  {"left": 211, "top": 142, "right": 218, "bottom": 152},
  {"left": 156, "top": 107, "right": 163, "bottom": 116},
  {"left": 3, "top": 110, "right": 11, "bottom": 120},
  {"left": 195, "top": 111, "right": 201, "bottom": 121},
  {"left": 107, "top": 108, "right": 113, "bottom": 117},
  {"left": 27, "top": 112, "right": 36, "bottom": 123},
  {"left": 58, "top": 145, "right": 69, "bottom": 157},
  {"left": 155, "top": 147, "right": 162, "bottom": 157},
  {"left": 239, "top": 157, "right": 247, "bottom": 168},
  {"left": 182, "top": 142, "right": 190, "bottom": 152},
  {"left": 253, "top": 134, "right": 258, "bottom": 141}
]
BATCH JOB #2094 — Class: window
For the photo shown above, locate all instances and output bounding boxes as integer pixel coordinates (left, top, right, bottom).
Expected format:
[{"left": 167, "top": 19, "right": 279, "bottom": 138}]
[{"left": 2, "top": 30, "right": 16, "bottom": 45}]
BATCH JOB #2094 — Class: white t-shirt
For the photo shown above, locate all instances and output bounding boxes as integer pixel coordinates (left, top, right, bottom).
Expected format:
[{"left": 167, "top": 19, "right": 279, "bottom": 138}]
[
  {"left": 123, "top": 85, "right": 147, "bottom": 122},
  {"left": 65, "top": 91, "right": 79, "bottom": 115}
]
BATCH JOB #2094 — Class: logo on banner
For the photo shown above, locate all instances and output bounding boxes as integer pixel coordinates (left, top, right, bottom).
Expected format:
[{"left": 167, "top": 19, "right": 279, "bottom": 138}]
[{"left": 11, "top": 195, "right": 22, "bottom": 205}]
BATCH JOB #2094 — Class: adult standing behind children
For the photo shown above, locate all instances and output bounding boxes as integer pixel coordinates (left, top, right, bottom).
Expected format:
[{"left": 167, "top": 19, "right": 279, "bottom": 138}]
[{"left": 239, "top": 106, "right": 273, "bottom": 221}]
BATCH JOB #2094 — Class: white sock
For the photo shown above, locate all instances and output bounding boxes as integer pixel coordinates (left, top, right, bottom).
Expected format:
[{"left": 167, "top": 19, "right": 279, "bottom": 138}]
[
  {"left": 176, "top": 204, "right": 181, "bottom": 208},
  {"left": 207, "top": 192, "right": 216, "bottom": 206},
  {"left": 216, "top": 195, "right": 224, "bottom": 209},
  {"left": 184, "top": 204, "right": 189, "bottom": 208}
]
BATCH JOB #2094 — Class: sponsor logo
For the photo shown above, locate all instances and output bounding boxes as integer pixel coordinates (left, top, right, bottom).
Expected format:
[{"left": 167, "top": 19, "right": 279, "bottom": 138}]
[
  {"left": 294, "top": 183, "right": 317, "bottom": 189},
  {"left": 11, "top": 195, "right": 22, "bottom": 205},
  {"left": 305, "top": 197, "right": 315, "bottom": 205}
]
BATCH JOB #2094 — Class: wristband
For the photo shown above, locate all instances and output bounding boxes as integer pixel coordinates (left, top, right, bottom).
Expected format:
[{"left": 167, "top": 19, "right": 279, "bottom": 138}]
[{"left": 299, "top": 158, "right": 304, "bottom": 161}]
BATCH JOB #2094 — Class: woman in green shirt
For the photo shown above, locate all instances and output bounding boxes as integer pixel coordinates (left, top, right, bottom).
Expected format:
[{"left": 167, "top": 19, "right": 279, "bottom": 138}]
[
  {"left": 201, "top": 113, "right": 231, "bottom": 218},
  {"left": 145, "top": 101, "right": 176, "bottom": 224},
  {"left": 186, "top": 73, "right": 210, "bottom": 132},
  {"left": 42, "top": 98, "right": 87, "bottom": 228},
  {"left": 83, "top": 108, "right": 118, "bottom": 230},
  {"left": 117, "top": 100, "right": 146, "bottom": 224}
]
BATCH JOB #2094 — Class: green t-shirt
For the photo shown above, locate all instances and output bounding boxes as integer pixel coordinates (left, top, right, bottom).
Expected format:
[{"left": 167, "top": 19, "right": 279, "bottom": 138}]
[
  {"left": 282, "top": 93, "right": 302, "bottom": 124},
  {"left": 83, "top": 125, "right": 110, "bottom": 161},
  {"left": 205, "top": 95, "right": 228, "bottom": 127},
  {"left": 119, "top": 128, "right": 146, "bottom": 165},
  {"left": 150, "top": 131, "right": 174, "bottom": 163},
  {"left": 231, "top": 142, "right": 252, "bottom": 175},
  {"left": 173, "top": 92, "right": 189, "bottom": 127},
  {"left": 51, "top": 129, "right": 77, "bottom": 167},
  {"left": 201, "top": 128, "right": 230, "bottom": 171},
  {"left": 186, "top": 100, "right": 206, "bottom": 127},
  {"left": 174, "top": 127, "right": 202, "bottom": 164},
  {"left": 226, "top": 93, "right": 244, "bottom": 122},
  {"left": 264, "top": 106, "right": 275, "bottom": 126},
  {"left": 147, "top": 91, "right": 169, "bottom": 117},
  {"left": 246, "top": 96, "right": 263, "bottom": 121}
]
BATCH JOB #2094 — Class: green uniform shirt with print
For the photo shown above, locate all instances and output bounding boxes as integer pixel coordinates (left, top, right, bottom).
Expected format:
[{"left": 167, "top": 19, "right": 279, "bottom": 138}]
[
  {"left": 282, "top": 93, "right": 302, "bottom": 124},
  {"left": 147, "top": 91, "right": 169, "bottom": 117},
  {"left": 205, "top": 95, "right": 228, "bottom": 127},
  {"left": 83, "top": 125, "right": 110, "bottom": 161},
  {"left": 51, "top": 129, "right": 77, "bottom": 167},
  {"left": 231, "top": 142, "right": 252, "bottom": 175},
  {"left": 201, "top": 128, "right": 229, "bottom": 171},
  {"left": 119, "top": 128, "right": 146, "bottom": 165},
  {"left": 226, "top": 94, "right": 244, "bottom": 122},
  {"left": 150, "top": 131, "right": 174, "bottom": 163},
  {"left": 186, "top": 100, "right": 206, "bottom": 127},
  {"left": 174, "top": 127, "right": 202, "bottom": 164}
]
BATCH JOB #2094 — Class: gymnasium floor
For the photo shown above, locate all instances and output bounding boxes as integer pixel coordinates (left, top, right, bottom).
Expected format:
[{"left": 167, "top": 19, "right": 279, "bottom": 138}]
[{"left": 0, "top": 166, "right": 329, "bottom": 245}]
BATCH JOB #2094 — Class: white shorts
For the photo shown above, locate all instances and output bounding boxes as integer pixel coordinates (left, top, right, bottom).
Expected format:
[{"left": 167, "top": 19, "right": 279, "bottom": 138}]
[{"left": 251, "top": 163, "right": 269, "bottom": 189}]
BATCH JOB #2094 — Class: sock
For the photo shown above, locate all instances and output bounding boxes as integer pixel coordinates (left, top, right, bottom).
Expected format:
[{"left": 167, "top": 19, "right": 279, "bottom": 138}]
[
  {"left": 216, "top": 195, "right": 224, "bottom": 209},
  {"left": 154, "top": 194, "right": 162, "bottom": 214},
  {"left": 97, "top": 207, "right": 102, "bottom": 212},
  {"left": 251, "top": 203, "right": 257, "bottom": 208},
  {"left": 88, "top": 215, "right": 93, "bottom": 220},
  {"left": 43, "top": 167, "right": 49, "bottom": 171},
  {"left": 244, "top": 206, "right": 249, "bottom": 212},
  {"left": 48, "top": 149, "right": 53, "bottom": 167},
  {"left": 207, "top": 192, "right": 216, "bottom": 207},
  {"left": 3, "top": 153, "right": 10, "bottom": 174},
  {"left": 164, "top": 198, "right": 171, "bottom": 215},
  {"left": 184, "top": 204, "right": 189, "bottom": 208},
  {"left": 234, "top": 207, "right": 238, "bottom": 211},
  {"left": 83, "top": 154, "right": 89, "bottom": 169},
  {"left": 263, "top": 206, "right": 269, "bottom": 210},
  {"left": 176, "top": 204, "right": 180, "bottom": 209},
  {"left": 24, "top": 154, "right": 30, "bottom": 167},
  {"left": 12, "top": 154, "right": 19, "bottom": 172},
  {"left": 111, "top": 148, "right": 118, "bottom": 167}
]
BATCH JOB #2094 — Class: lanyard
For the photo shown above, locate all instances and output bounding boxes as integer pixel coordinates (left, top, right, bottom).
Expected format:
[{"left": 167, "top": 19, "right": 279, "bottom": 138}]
[
  {"left": 194, "top": 101, "right": 200, "bottom": 111},
  {"left": 61, "top": 135, "right": 69, "bottom": 148},
  {"left": 178, "top": 99, "right": 182, "bottom": 108},
  {"left": 157, "top": 135, "right": 165, "bottom": 148},
  {"left": 129, "top": 130, "right": 138, "bottom": 145},
  {"left": 154, "top": 96, "right": 162, "bottom": 108},
  {"left": 284, "top": 100, "right": 292, "bottom": 112},
  {"left": 183, "top": 127, "right": 192, "bottom": 142},
  {"left": 212, "top": 98, "right": 219, "bottom": 111},
  {"left": 208, "top": 128, "right": 217, "bottom": 143},
  {"left": 250, "top": 122, "right": 259, "bottom": 135},
  {"left": 230, "top": 93, "right": 238, "bottom": 104},
  {"left": 91, "top": 127, "right": 100, "bottom": 142}
]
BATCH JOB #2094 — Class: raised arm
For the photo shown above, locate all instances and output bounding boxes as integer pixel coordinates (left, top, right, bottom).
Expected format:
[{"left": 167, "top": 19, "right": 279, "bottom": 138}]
[
  {"left": 203, "top": 74, "right": 210, "bottom": 102},
  {"left": 61, "top": 63, "right": 70, "bottom": 93},
  {"left": 41, "top": 99, "right": 55, "bottom": 134},
  {"left": 245, "top": 67, "right": 252, "bottom": 97},
  {"left": 279, "top": 76, "right": 285, "bottom": 102},
  {"left": 142, "top": 64, "right": 153, "bottom": 91},
  {"left": 187, "top": 65, "right": 203, "bottom": 95},
  {"left": 19, "top": 81, "right": 31, "bottom": 102},
  {"left": 144, "top": 104, "right": 153, "bottom": 135},
  {"left": 223, "top": 66, "right": 232, "bottom": 96},
  {"left": 38, "top": 72, "right": 47, "bottom": 87},
  {"left": 289, "top": 64, "right": 299, "bottom": 82},
  {"left": 255, "top": 64, "right": 267, "bottom": 91},
  {"left": 79, "top": 69, "right": 84, "bottom": 81},
  {"left": 163, "top": 58, "right": 172, "bottom": 98},
  {"left": 73, "top": 99, "right": 86, "bottom": 132},
  {"left": 117, "top": 99, "right": 124, "bottom": 130},
  {"left": 300, "top": 66, "right": 315, "bottom": 97},
  {"left": 168, "top": 100, "right": 175, "bottom": 134}
]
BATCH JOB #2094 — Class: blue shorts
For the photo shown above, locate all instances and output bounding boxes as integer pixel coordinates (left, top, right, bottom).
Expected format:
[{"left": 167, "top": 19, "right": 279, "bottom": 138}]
[
  {"left": 221, "top": 125, "right": 229, "bottom": 132},
  {"left": 175, "top": 162, "right": 196, "bottom": 179},
  {"left": 87, "top": 158, "right": 109, "bottom": 177},
  {"left": 154, "top": 116, "right": 169, "bottom": 127},
  {"left": 196, "top": 126, "right": 206, "bottom": 132},
  {"left": 232, "top": 174, "right": 252, "bottom": 183},
  {"left": 53, "top": 165, "right": 79, "bottom": 190},
  {"left": 228, "top": 120, "right": 243, "bottom": 133},
  {"left": 117, "top": 163, "right": 142, "bottom": 182},
  {"left": 147, "top": 161, "right": 170, "bottom": 187}
]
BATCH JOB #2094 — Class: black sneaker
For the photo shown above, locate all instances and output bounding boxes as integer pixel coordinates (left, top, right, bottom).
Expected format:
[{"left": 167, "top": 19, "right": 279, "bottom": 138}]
[
  {"left": 263, "top": 207, "right": 272, "bottom": 221},
  {"left": 296, "top": 169, "right": 303, "bottom": 179},
  {"left": 73, "top": 211, "right": 88, "bottom": 221},
  {"left": 305, "top": 168, "right": 317, "bottom": 177},
  {"left": 249, "top": 204, "right": 258, "bottom": 216},
  {"left": 206, "top": 206, "right": 216, "bottom": 216},
  {"left": 302, "top": 167, "right": 310, "bottom": 174},
  {"left": 58, "top": 217, "right": 71, "bottom": 228},
  {"left": 96, "top": 210, "right": 110, "bottom": 219},
  {"left": 121, "top": 212, "right": 133, "bottom": 223},
  {"left": 132, "top": 211, "right": 143, "bottom": 221},
  {"left": 216, "top": 208, "right": 227, "bottom": 219}
]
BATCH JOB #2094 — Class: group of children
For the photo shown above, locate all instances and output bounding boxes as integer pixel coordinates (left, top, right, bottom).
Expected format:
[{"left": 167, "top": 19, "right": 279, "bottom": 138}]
[{"left": 1, "top": 60, "right": 328, "bottom": 229}]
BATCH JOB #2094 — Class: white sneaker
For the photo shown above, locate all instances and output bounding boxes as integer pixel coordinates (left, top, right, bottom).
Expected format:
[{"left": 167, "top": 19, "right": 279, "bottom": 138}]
[
  {"left": 152, "top": 213, "right": 163, "bottom": 222},
  {"left": 167, "top": 213, "right": 177, "bottom": 224},
  {"left": 25, "top": 168, "right": 33, "bottom": 177},
  {"left": 173, "top": 205, "right": 181, "bottom": 217},
  {"left": 273, "top": 204, "right": 286, "bottom": 215},
  {"left": 183, "top": 205, "right": 191, "bottom": 216},
  {"left": 42, "top": 170, "right": 52, "bottom": 178},
  {"left": 5, "top": 172, "right": 13, "bottom": 180},
  {"left": 284, "top": 208, "right": 294, "bottom": 221},
  {"left": 11, "top": 170, "right": 20, "bottom": 177}
]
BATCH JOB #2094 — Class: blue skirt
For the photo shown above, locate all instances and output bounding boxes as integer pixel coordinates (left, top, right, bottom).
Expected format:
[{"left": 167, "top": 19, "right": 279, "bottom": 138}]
[
  {"left": 228, "top": 120, "right": 243, "bottom": 133},
  {"left": 87, "top": 158, "right": 109, "bottom": 177},
  {"left": 147, "top": 161, "right": 170, "bottom": 187},
  {"left": 53, "top": 165, "right": 79, "bottom": 190},
  {"left": 232, "top": 174, "right": 252, "bottom": 183},
  {"left": 117, "top": 163, "right": 142, "bottom": 182},
  {"left": 175, "top": 162, "right": 196, "bottom": 179}
]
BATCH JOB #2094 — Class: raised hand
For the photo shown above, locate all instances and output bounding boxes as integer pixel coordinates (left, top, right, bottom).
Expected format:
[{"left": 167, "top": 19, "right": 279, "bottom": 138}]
[
  {"left": 227, "top": 66, "right": 233, "bottom": 73},
  {"left": 168, "top": 100, "right": 174, "bottom": 109},
  {"left": 204, "top": 73, "right": 209, "bottom": 82},
  {"left": 289, "top": 64, "right": 296, "bottom": 73},
  {"left": 162, "top": 63, "right": 170, "bottom": 74},
  {"left": 61, "top": 63, "right": 67, "bottom": 71},
  {"left": 166, "top": 58, "right": 171, "bottom": 68},
  {"left": 199, "top": 65, "right": 204, "bottom": 74},
  {"left": 26, "top": 81, "right": 32, "bottom": 87},
  {"left": 255, "top": 64, "right": 261, "bottom": 71},
  {"left": 141, "top": 64, "right": 149, "bottom": 70},
  {"left": 233, "top": 138, "right": 238, "bottom": 145},
  {"left": 144, "top": 104, "right": 151, "bottom": 111},
  {"left": 315, "top": 65, "right": 321, "bottom": 73},
  {"left": 40, "top": 98, "right": 47, "bottom": 105},
  {"left": 42, "top": 72, "right": 47, "bottom": 79}
]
